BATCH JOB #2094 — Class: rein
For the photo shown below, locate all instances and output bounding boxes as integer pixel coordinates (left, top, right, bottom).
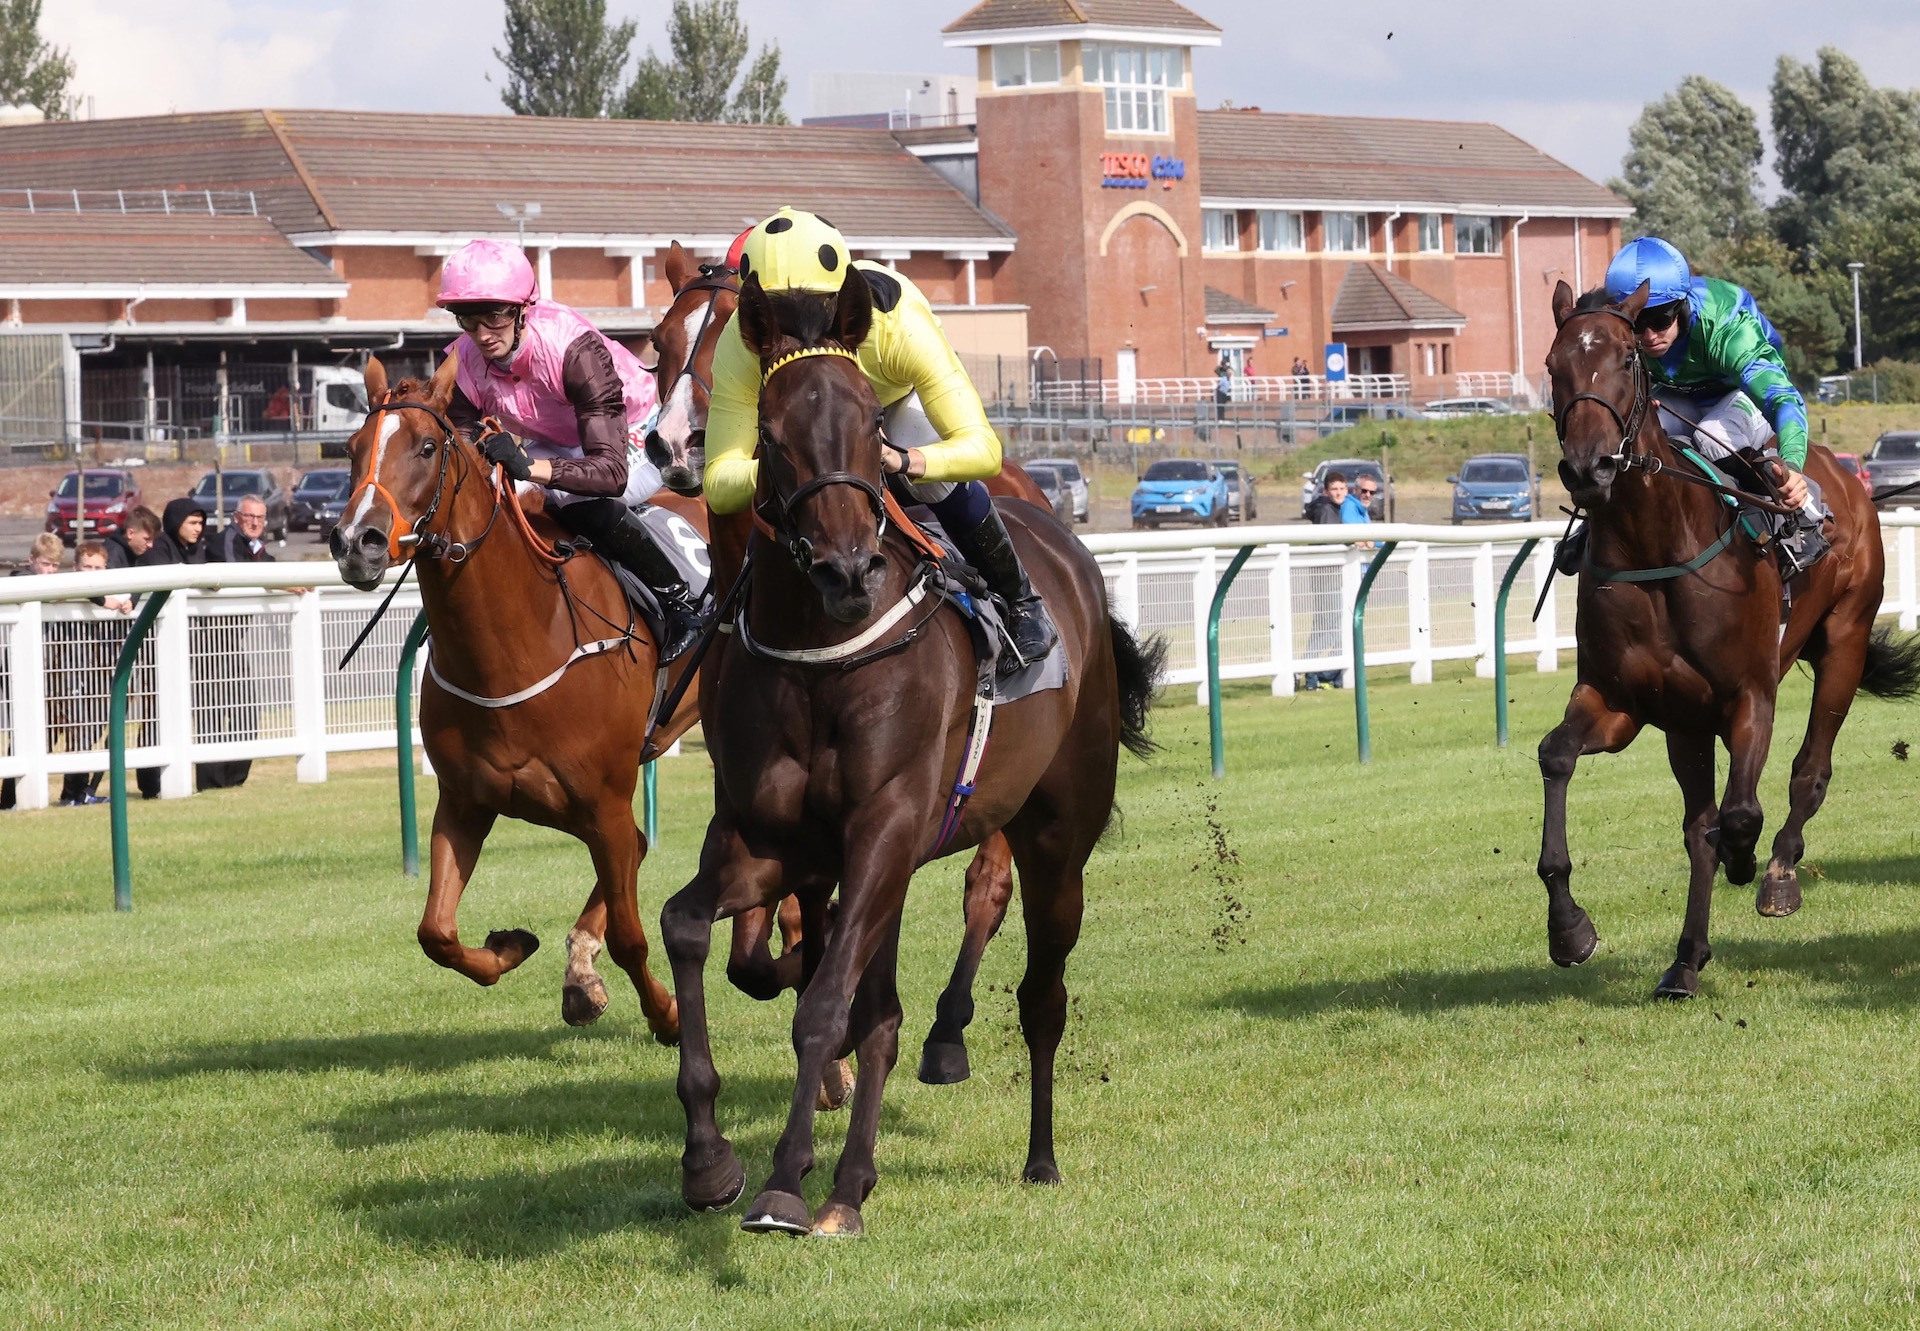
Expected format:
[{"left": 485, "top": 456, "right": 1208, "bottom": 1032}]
[{"left": 661, "top": 266, "right": 738, "bottom": 401}]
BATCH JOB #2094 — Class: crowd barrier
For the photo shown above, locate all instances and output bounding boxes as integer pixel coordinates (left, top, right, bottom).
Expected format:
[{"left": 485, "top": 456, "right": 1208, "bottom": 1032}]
[{"left": 7, "top": 514, "right": 1920, "bottom": 902}]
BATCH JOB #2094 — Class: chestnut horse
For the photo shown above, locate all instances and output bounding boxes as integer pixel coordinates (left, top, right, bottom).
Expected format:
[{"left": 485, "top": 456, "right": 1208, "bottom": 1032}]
[
  {"left": 1539, "top": 280, "right": 1920, "bottom": 998},
  {"left": 645, "top": 243, "right": 1053, "bottom": 1085},
  {"left": 659, "top": 266, "right": 1161, "bottom": 1238},
  {"left": 331, "top": 352, "right": 701, "bottom": 1039}
]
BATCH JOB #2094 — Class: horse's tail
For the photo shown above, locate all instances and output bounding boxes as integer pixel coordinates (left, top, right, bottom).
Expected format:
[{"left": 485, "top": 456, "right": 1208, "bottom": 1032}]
[
  {"left": 1109, "top": 613, "right": 1167, "bottom": 759},
  {"left": 1861, "top": 624, "right": 1920, "bottom": 701}
]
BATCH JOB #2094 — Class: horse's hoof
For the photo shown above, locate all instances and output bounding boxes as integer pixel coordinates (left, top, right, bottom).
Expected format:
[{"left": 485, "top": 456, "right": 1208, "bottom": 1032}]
[
  {"left": 810, "top": 1202, "right": 865, "bottom": 1237},
  {"left": 1023, "top": 1159, "right": 1063, "bottom": 1185},
  {"left": 816, "top": 1059, "right": 855, "bottom": 1112},
  {"left": 1548, "top": 910, "right": 1600, "bottom": 968},
  {"left": 1720, "top": 846, "right": 1758, "bottom": 886},
  {"left": 1757, "top": 869, "right": 1802, "bottom": 918},
  {"left": 917, "top": 1039, "right": 971, "bottom": 1085},
  {"left": 484, "top": 928, "right": 540, "bottom": 970},
  {"left": 741, "top": 1189, "right": 812, "bottom": 1236},
  {"left": 1653, "top": 965, "right": 1698, "bottom": 1000},
  {"left": 681, "top": 1148, "right": 745, "bottom": 1213},
  {"left": 561, "top": 978, "right": 610, "bottom": 1027},
  {"left": 652, "top": 1022, "right": 682, "bottom": 1049}
]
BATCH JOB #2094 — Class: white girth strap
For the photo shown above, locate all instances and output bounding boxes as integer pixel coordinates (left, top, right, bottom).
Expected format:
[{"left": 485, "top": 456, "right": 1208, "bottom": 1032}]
[
  {"left": 426, "top": 636, "right": 632, "bottom": 709},
  {"left": 733, "top": 572, "right": 932, "bottom": 664}
]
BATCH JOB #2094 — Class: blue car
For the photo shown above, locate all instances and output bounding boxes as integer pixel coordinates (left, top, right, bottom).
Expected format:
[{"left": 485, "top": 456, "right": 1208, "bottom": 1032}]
[
  {"left": 1449, "top": 453, "right": 1537, "bottom": 523},
  {"left": 1131, "top": 458, "right": 1230, "bottom": 529}
]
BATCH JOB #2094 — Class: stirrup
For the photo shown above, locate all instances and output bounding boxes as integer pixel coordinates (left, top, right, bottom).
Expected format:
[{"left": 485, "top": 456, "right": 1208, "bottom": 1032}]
[
  {"left": 999, "top": 598, "right": 1058, "bottom": 675},
  {"left": 1776, "top": 524, "right": 1830, "bottom": 580}
]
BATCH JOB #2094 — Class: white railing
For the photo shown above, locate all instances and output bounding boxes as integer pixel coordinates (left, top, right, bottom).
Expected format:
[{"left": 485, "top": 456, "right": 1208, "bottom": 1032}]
[
  {"left": 1451, "top": 371, "right": 1524, "bottom": 397},
  {"left": 1034, "top": 374, "right": 1412, "bottom": 407},
  {"left": 7, "top": 514, "right": 1920, "bottom": 806}
]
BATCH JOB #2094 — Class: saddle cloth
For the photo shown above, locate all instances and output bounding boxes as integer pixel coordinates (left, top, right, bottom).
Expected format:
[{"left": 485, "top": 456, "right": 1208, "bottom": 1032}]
[
  {"left": 904, "top": 505, "right": 1069, "bottom": 706},
  {"left": 594, "top": 505, "right": 714, "bottom": 663}
]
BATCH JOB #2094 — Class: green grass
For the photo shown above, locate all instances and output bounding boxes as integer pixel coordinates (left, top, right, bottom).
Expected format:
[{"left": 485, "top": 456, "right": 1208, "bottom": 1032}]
[{"left": 7, "top": 663, "right": 1920, "bottom": 1327}]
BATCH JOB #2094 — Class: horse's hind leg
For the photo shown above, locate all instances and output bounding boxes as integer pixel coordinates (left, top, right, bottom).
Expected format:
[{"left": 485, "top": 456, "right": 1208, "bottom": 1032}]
[
  {"left": 588, "top": 805, "right": 678, "bottom": 1045},
  {"left": 1537, "top": 684, "right": 1641, "bottom": 967},
  {"left": 1658, "top": 729, "right": 1722, "bottom": 999},
  {"left": 1002, "top": 823, "right": 1088, "bottom": 1187},
  {"left": 811, "top": 917, "right": 905, "bottom": 1237},
  {"left": 562, "top": 890, "right": 611, "bottom": 1027},
  {"left": 724, "top": 898, "right": 803, "bottom": 1001},
  {"left": 920, "top": 832, "right": 1017, "bottom": 1085},
  {"left": 418, "top": 797, "right": 539, "bottom": 983},
  {"left": 1761, "top": 628, "right": 1863, "bottom": 917}
]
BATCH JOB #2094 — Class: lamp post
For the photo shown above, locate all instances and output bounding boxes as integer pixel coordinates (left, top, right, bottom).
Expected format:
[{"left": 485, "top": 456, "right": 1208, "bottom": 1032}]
[
  {"left": 496, "top": 200, "right": 542, "bottom": 251},
  {"left": 1848, "top": 261, "right": 1865, "bottom": 371}
]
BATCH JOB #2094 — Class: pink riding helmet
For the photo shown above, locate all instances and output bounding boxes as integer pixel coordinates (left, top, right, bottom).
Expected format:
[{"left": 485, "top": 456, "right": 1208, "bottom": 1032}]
[{"left": 436, "top": 239, "right": 538, "bottom": 307}]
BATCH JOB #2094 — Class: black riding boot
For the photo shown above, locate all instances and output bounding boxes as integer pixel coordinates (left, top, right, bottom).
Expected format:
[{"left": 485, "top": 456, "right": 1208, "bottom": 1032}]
[
  {"left": 1776, "top": 514, "right": 1832, "bottom": 579},
  {"left": 953, "top": 506, "right": 1058, "bottom": 673},
  {"left": 557, "top": 499, "right": 704, "bottom": 661},
  {"left": 1554, "top": 522, "right": 1588, "bottom": 576}
]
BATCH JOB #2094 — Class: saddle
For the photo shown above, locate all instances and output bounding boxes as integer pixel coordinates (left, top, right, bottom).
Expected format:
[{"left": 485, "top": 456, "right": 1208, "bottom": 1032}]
[{"left": 580, "top": 507, "right": 714, "bottom": 664}]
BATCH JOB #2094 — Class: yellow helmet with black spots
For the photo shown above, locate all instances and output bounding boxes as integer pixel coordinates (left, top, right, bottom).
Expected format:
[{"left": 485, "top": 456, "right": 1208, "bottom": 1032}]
[{"left": 737, "top": 206, "right": 852, "bottom": 292}]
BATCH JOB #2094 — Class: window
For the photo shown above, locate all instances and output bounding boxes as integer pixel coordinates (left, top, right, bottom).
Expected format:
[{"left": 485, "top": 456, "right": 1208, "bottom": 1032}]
[
  {"left": 1082, "top": 42, "right": 1181, "bottom": 135},
  {"left": 1455, "top": 214, "right": 1500, "bottom": 255},
  {"left": 992, "top": 42, "right": 1060, "bottom": 88},
  {"left": 1418, "top": 213, "right": 1444, "bottom": 252},
  {"left": 1144, "top": 459, "right": 1212, "bottom": 482},
  {"left": 1256, "top": 209, "right": 1304, "bottom": 252},
  {"left": 1322, "top": 211, "right": 1369, "bottom": 253},
  {"left": 1202, "top": 209, "right": 1239, "bottom": 252},
  {"left": 326, "top": 383, "right": 369, "bottom": 412}
]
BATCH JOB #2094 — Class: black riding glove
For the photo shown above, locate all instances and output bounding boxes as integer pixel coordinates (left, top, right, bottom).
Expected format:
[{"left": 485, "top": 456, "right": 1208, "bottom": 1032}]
[{"left": 479, "top": 430, "right": 533, "bottom": 482}]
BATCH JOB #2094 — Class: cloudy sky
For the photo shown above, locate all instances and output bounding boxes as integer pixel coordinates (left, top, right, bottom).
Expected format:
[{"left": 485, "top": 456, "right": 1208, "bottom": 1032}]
[{"left": 42, "top": 1, "right": 1920, "bottom": 188}]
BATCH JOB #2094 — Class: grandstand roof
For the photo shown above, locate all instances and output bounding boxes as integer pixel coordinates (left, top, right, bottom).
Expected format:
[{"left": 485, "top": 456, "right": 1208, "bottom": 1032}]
[{"left": 0, "top": 211, "right": 344, "bottom": 292}]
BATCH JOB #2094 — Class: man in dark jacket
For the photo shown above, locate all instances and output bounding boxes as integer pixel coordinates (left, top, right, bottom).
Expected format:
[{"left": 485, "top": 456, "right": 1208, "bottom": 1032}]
[
  {"left": 103, "top": 507, "right": 160, "bottom": 569},
  {"left": 1302, "top": 472, "right": 1350, "bottom": 688},
  {"left": 195, "top": 496, "right": 272, "bottom": 790},
  {"left": 139, "top": 498, "right": 209, "bottom": 566},
  {"left": 208, "top": 496, "right": 274, "bottom": 564}
]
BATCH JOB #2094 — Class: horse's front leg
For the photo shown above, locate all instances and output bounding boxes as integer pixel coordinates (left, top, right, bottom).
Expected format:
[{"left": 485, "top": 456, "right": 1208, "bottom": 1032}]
[
  {"left": 660, "top": 818, "right": 784, "bottom": 1213},
  {"left": 587, "top": 802, "right": 678, "bottom": 1046},
  {"left": 1657, "top": 729, "right": 1721, "bottom": 999},
  {"left": 417, "top": 796, "right": 536, "bottom": 982},
  {"left": 1537, "top": 684, "right": 1642, "bottom": 967},
  {"left": 743, "top": 829, "right": 917, "bottom": 1236},
  {"left": 1714, "top": 686, "right": 1776, "bottom": 887},
  {"left": 919, "top": 832, "right": 1017, "bottom": 1085},
  {"left": 562, "top": 889, "right": 611, "bottom": 1027}
]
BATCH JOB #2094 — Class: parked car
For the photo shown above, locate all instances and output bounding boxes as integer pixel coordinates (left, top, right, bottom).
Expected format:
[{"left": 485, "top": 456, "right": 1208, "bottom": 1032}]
[
  {"left": 44, "top": 468, "right": 143, "bottom": 543},
  {"left": 290, "top": 468, "right": 352, "bottom": 533},
  {"left": 1022, "top": 464, "right": 1075, "bottom": 525},
  {"left": 1829, "top": 451, "right": 1873, "bottom": 495},
  {"left": 1131, "top": 458, "right": 1230, "bottom": 529},
  {"left": 1024, "top": 456, "right": 1089, "bottom": 523},
  {"left": 1323, "top": 401, "right": 1427, "bottom": 428},
  {"left": 1299, "top": 458, "right": 1390, "bottom": 520},
  {"left": 1209, "top": 458, "right": 1259, "bottom": 521},
  {"left": 190, "top": 468, "right": 290, "bottom": 540},
  {"left": 1864, "top": 432, "right": 1920, "bottom": 507},
  {"left": 1423, "top": 396, "right": 1518, "bottom": 418},
  {"left": 1448, "top": 453, "right": 1539, "bottom": 523}
]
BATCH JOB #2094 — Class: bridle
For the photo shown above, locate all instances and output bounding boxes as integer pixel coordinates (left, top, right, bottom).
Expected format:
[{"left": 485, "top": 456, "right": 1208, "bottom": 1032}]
[
  {"left": 753, "top": 344, "right": 889, "bottom": 570},
  {"left": 349, "top": 395, "right": 503, "bottom": 565},
  {"left": 660, "top": 265, "right": 739, "bottom": 403},
  {"left": 1551, "top": 307, "right": 1652, "bottom": 467}
]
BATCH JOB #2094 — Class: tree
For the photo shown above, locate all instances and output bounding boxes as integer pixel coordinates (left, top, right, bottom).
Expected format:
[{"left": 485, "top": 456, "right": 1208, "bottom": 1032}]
[
  {"left": 1610, "top": 76, "right": 1765, "bottom": 258},
  {"left": 1769, "top": 47, "right": 1920, "bottom": 253},
  {"left": 0, "top": 0, "right": 74, "bottom": 119},
  {"left": 494, "top": 0, "right": 636, "bottom": 119},
  {"left": 619, "top": 0, "right": 789, "bottom": 125},
  {"left": 1702, "top": 234, "right": 1846, "bottom": 382}
]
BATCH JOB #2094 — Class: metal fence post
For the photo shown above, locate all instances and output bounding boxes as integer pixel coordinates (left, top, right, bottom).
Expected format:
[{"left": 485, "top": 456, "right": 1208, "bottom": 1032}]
[
  {"left": 1351, "top": 541, "right": 1398, "bottom": 764},
  {"left": 109, "top": 590, "right": 170, "bottom": 912},
  {"left": 395, "top": 611, "right": 429, "bottom": 877},
  {"left": 643, "top": 761, "right": 659, "bottom": 846},
  {"left": 1206, "top": 545, "right": 1255, "bottom": 778},
  {"left": 1493, "top": 538, "right": 1540, "bottom": 748}
]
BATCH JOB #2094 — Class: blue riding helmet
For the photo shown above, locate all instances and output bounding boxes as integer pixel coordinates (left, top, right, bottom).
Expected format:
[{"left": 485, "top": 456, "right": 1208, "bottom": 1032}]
[{"left": 1605, "top": 237, "right": 1692, "bottom": 309}]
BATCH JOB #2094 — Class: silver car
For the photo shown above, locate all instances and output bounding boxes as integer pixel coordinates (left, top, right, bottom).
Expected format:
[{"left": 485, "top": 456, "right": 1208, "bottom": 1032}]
[
  {"left": 1024, "top": 456, "right": 1089, "bottom": 524},
  {"left": 1865, "top": 431, "right": 1920, "bottom": 507}
]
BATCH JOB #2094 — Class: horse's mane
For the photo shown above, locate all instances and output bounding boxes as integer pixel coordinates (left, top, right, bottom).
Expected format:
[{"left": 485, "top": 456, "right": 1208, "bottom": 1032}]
[
  {"left": 387, "top": 377, "right": 430, "bottom": 399},
  {"left": 1570, "top": 287, "right": 1616, "bottom": 315},
  {"left": 763, "top": 289, "right": 840, "bottom": 346}
]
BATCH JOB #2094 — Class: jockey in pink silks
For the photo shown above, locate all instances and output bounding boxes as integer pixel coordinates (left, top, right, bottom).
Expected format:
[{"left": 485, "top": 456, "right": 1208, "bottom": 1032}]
[{"left": 436, "top": 238, "right": 701, "bottom": 657}]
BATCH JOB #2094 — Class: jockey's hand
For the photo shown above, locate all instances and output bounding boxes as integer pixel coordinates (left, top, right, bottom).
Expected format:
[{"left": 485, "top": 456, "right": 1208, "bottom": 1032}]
[
  {"left": 882, "top": 445, "right": 925, "bottom": 480},
  {"left": 479, "top": 430, "right": 533, "bottom": 482},
  {"left": 1769, "top": 458, "right": 1810, "bottom": 511}
]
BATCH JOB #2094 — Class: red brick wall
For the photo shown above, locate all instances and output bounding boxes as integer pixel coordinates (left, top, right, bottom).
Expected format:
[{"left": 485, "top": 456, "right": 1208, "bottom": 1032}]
[
  {"left": 548, "top": 249, "right": 624, "bottom": 310},
  {"left": 19, "top": 299, "right": 117, "bottom": 322},
  {"left": 333, "top": 246, "right": 439, "bottom": 320},
  {"left": 139, "top": 299, "right": 225, "bottom": 322},
  {"left": 249, "top": 299, "right": 335, "bottom": 322}
]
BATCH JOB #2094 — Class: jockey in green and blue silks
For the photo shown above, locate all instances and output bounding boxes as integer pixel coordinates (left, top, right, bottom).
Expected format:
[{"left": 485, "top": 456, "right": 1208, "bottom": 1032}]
[{"left": 1600, "top": 236, "right": 1828, "bottom": 573}]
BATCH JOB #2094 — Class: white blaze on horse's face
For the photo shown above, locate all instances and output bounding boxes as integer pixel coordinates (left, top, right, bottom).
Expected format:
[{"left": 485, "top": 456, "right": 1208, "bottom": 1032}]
[
  {"left": 338, "top": 413, "right": 401, "bottom": 543},
  {"left": 653, "top": 302, "right": 709, "bottom": 458}
]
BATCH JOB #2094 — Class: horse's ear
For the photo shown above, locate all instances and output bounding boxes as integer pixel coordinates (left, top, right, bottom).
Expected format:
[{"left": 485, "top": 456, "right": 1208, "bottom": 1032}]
[
  {"left": 663, "top": 240, "right": 697, "bottom": 295},
  {"left": 737, "top": 272, "right": 776, "bottom": 357},
  {"left": 364, "top": 355, "right": 389, "bottom": 404},
  {"left": 427, "top": 345, "right": 460, "bottom": 410},
  {"left": 1552, "top": 280, "right": 1577, "bottom": 329},
  {"left": 831, "top": 265, "right": 873, "bottom": 352},
  {"left": 1619, "top": 279, "right": 1651, "bottom": 322}
]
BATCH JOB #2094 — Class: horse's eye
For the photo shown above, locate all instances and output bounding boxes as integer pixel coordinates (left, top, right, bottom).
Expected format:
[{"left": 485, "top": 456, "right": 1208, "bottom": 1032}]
[{"left": 419, "top": 436, "right": 437, "bottom": 456}]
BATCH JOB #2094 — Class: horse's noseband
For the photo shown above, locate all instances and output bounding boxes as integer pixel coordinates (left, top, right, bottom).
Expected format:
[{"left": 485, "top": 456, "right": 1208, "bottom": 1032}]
[{"left": 771, "top": 470, "right": 889, "bottom": 569}]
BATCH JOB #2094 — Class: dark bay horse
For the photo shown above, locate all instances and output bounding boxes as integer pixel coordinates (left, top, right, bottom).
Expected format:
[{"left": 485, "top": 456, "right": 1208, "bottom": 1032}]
[
  {"left": 332, "top": 353, "right": 702, "bottom": 1039},
  {"left": 1539, "top": 280, "right": 1920, "bottom": 998},
  {"left": 660, "top": 266, "right": 1160, "bottom": 1237},
  {"left": 645, "top": 243, "right": 1067, "bottom": 1088}
]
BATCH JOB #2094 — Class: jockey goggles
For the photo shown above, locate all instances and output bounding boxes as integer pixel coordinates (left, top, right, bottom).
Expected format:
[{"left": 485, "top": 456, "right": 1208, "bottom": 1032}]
[
  {"left": 449, "top": 304, "right": 522, "bottom": 334},
  {"left": 1634, "top": 300, "right": 1685, "bottom": 334}
]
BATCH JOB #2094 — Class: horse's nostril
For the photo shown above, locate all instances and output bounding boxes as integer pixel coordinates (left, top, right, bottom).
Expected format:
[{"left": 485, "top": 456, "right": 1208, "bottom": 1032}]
[
  {"left": 644, "top": 432, "right": 669, "bottom": 467},
  {"left": 327, "top": 527, "right": 346, "bottom": 559},
  {"left": 357, "top": 527, "right": 388, "bottom": 553},
  {"left": 863, "top": 552, "right": 887, "bottom": 583}
]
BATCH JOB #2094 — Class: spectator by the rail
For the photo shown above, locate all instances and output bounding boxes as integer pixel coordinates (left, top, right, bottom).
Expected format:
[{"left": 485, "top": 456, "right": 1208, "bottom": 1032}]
[
  {"left": 198, "top": 494, "right": 275, "bottom": 791},
  {"left": 1290, "top": 355, "right": 1311, "bottom": 378},
  {"left": 1213, "top": 360, "right": 1232, "bottom": 422},
  {"left": 14, "top": 532, "right": 62, "bottom": 577},
  {"left": 102, "top": 506, "right": 160, "bottom": 571},
  {"left": 209, "top": 494, "right": 274, "bottom": 563},
  {"left": 1342, "top": 476, "right": 1378, "bottom": 525},
  {"left": 1301, "top": 472, "right": 1351, "bottom": 689},
  {"left": 139, "top": 498, "right": 209, "bottom": 567},
  {"left": 48, "top": 540, "right": 134, "bottom": 805}
]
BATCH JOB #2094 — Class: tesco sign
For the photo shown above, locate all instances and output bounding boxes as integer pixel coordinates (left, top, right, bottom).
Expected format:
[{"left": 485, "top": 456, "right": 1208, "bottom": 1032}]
[{"left": 1100, "top": 153, "right": 1186, "bottom": 190}]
